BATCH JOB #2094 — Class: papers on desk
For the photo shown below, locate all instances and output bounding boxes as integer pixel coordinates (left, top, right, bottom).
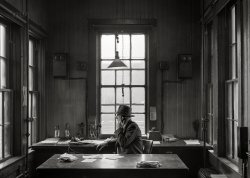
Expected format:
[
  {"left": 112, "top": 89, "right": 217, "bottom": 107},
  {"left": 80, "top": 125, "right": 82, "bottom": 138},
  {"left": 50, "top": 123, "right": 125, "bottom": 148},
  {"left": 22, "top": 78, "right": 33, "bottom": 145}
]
[
  {"left": 153, "top": 141, "right": 161, "bottom": 145},
  {"left": 81, "top": 159, "right": 97, "bottom": 163},
  {"left": 58, "top": 153, "right": 78, "bottom": 162},
  {"left": 82, "top": 154, "right": 103, "bottom": 159},
  {"left": 78, "top": 140, "right": 105, "bottom": 145},
  {"left": 57, "top": 140, "right": 71, "bottom": 144},
  {"left": 184, "top": 139, "right": 200, "bottom": 145},
  {"left": 40, "top": 138, "right": 59, "bottom": 144},
  {"left": 103, "top": 154, "right": 124, "bottom": 160},
  {"left": 210, "top": 175, "right": 228, "bottom": 178}
]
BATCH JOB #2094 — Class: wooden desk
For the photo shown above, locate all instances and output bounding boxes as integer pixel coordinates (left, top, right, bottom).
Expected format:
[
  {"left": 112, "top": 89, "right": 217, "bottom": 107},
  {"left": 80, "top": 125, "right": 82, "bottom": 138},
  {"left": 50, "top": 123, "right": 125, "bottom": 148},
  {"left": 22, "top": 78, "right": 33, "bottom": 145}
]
[
  {"left": 32, "top": 139, "right": 211, "bottom": 178},
  {"left": 37, "top": 154, "right": 188, "bottom": 178}
]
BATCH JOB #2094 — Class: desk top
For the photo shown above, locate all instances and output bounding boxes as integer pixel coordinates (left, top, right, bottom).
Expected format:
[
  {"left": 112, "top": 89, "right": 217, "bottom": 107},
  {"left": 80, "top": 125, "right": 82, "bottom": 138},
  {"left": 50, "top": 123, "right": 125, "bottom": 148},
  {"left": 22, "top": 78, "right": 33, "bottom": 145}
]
[
  {"left": 32, "top": 138, "right": 210, "bottom": 150},
  {"left": 37, "top": 154, "right": 188, "bottom": 170}
]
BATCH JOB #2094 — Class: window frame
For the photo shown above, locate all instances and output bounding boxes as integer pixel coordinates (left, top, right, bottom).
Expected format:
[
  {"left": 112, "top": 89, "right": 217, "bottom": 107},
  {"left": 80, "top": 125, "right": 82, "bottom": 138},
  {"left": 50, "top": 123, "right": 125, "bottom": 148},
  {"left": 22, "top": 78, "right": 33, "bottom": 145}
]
[
  {"left": 0, "top": 20, "right": 14, "bottom": 162},
  {"left": 224, "top": 3, "right": 239, "bottom": 163},
  {"left": 28, "top": 37, "right": 40, "bottom": 147},
  {"left": 97, "top": 30, "right": 149, "bottom": 137}
]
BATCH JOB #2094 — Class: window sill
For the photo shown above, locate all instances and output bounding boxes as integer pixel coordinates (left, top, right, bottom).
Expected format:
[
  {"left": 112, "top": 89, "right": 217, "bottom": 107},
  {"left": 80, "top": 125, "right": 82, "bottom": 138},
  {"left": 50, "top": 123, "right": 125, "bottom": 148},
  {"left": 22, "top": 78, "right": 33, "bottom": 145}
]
[
  {"left": 208, "top": 150, "right": 241, "bottom": 178},
  {"left": 0, "top": 149, "right": 34, "bottom": 171}
]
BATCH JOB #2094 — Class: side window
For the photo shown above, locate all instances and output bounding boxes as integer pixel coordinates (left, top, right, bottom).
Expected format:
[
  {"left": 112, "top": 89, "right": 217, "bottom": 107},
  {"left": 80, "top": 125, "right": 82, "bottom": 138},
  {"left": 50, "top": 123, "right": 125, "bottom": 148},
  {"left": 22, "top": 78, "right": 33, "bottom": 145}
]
[
  {"left": 225, "top": 5, "right": 238, "bottom": 162},
  {"left": 0, "top": 22, "right": 13, "bottom": 160},
  {"left": 28, "top": 38, "right": 39, "bottom": 146}
]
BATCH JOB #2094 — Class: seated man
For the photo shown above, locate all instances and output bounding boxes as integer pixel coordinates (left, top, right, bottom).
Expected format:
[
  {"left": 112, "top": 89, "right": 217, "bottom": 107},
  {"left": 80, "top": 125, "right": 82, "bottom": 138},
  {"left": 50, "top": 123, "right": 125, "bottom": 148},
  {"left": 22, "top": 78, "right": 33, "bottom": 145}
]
[{"left": 97, "top": 105, "right": 143, "bottom": 154}]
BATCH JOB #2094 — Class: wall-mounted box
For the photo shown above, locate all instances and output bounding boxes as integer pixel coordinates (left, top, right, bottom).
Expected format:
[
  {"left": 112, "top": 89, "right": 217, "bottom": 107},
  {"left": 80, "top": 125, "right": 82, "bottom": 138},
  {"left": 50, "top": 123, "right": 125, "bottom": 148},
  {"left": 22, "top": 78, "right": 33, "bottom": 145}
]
[
  {"left": 53, "top": 53, "right": 68, "bottom": 77},
  {"left": 178, "top": 54, "right": 192, "bottom": 79}
]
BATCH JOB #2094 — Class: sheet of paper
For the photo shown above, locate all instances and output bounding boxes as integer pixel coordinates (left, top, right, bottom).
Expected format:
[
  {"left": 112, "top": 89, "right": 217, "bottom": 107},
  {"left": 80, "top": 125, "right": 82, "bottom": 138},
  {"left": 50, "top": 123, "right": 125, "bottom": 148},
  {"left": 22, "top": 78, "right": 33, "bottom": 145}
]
[
  {"left": 184, "top": 139, "right": 200, "bottom": 145},
  {"left": 211, "top": 175, "right": 228, "bottom": 178},
  {"left": 40, "top": 138, "right": 59, "bottom": 144},
  {"left": 153, "top": 141, "right": 161, "bottom": 145},
  {"left": 81, "top": 159, "right": 97, "bottom": 163},
  {"left": 57, "top": 140, "right": 71, "bottom": 144},
  {"left": 82, "top": 155, "right": 103, "bottom": 159},
  {"left": 79, "top": 140, "right": 105, "bottom": 145},
  {"left": 104, "top": 154, "right": 124, "bottom": 160}
]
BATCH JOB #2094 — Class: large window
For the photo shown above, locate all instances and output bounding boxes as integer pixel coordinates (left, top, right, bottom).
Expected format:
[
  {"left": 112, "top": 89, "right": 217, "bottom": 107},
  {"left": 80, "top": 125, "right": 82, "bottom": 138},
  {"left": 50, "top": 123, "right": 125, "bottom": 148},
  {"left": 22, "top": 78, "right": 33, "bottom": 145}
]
[
  {"left": 0, "top": 22, "right": 13, "bottom": 160},
  {"left": 28, "top": 38, "right": 39, "bottom": 146},
  {"left": 225, "top": 5, "right": 238, "bottom": 162},
  {"left": 99, "top": 33, "right": 147, "bottom": 135}
]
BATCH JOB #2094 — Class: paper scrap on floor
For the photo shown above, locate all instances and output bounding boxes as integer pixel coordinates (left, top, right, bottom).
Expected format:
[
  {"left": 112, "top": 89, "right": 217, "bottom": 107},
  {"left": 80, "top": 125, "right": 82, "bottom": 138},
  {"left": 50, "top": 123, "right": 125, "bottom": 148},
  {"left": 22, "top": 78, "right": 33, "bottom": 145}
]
[
  {"left": 81, "top": 159, "right": 97, "bottom": 163},
  {"left": 40, "top": 138, "right": 59, "bottom": 144},
  {"left": 210, "top": 174, "right": 228, "bottom": 178},
  {"left": 104, "top": 154, "right": 124, "bottom": 160},
  {"left": 184, "top": 139, "right": 200, "bottom": 145},
  {"left": 82, "top": 154, "right": 103, "bottom": 159}
]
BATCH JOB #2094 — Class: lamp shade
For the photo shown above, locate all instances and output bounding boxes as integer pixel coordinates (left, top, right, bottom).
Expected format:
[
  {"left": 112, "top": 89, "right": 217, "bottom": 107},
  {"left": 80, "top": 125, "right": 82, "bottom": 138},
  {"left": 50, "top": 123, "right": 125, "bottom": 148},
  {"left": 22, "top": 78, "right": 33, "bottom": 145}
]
[
  {"left": 108, "top": 51, "right": 127, "bottom": 68},
  {"left": 108, "top": 58, "right": 127, "bottom": 68}
]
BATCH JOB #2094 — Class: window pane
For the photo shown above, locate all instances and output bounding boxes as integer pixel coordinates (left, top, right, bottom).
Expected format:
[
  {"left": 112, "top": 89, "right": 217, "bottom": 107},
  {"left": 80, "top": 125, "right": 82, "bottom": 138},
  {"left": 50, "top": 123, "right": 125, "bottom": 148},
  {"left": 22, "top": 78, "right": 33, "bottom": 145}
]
[
  {"left": 101, "top": 70, "right": 115, "bottom": 85},
  {"left": 231, "top": 45, "right": 236, "bottom": 79},
  {"left": 116, "top": 87, "right": 130, "bottom": 104},
  {"left": 131, "top": 105, "right": 145, "bottom": 113},
  {"left": 4, "top": 92, "right": 11, "bottom": 124},
  {"left": 1, "top": 58, "right": 7, "bottom": 88},
  {"left": 32, "top": 93, "right": 38, "bottom": 118},
  {"left": 116, "top": 70, "right": 130, "bottom": 85},
  {"left": 233, "top": 83, "right": 238, "bottom": 121},
  {"left": 28, "top": 93, "right": 31, "bottom": 118},
  {"left": 132, "top": 70, "right": 145, "bottom": 85},
  {"left": 4, "top": 124, "right": 11, "bottom": 157},
  {"left": 227, "top": 84, "right": 232, "bottom": 118},
  {"left": 101, "top": 105, "right": 115, "bottom": 113},
  {"left": 32, "top": 118, "right": 37, "bottom": 144},
  {"left": 101, "top": 88, "right": 115, "bottom": 104},
  {"left": 101, "top": 114, "right": 115, "bottom": 134},
  {"left": 233, "top": 121, "right": 238, "bottom": 160},
  {"left": 101, "top": 35, "right": 115, "bottom": 59},
  {"left": 117, "top": 34, "right": 130, "bottom": 59},
  {"left": 131, "top": 34, "right": 145, "bottom": 59},
  {"left": 0, "top": 92, "right": 2, "bottom": 125},
  {"left": 132, "top": 114, "right": 145, "bottom": 134},
  {"left": 131, "top": 60, "right": 145, "bottom": 69},
  {"left": 226, "top": 120, "right": 232, "bottom": 158},
  {"left": 132, "top": 87, "right": 145, "bottom": 104},
  {"left": 29, "top": 40, "right": 34, "bottom": 66},
  {"left": 29, "top": 68, "right": 34, "bottom": 91},
  {"left": 0, "top": 126, "right": 2, "bottom": 159},
  {"left": 28, "top": 122, "right": 32, "bottom": 146},
  {"left": 0, "top": 24, "right": 6, "bottom": 58},
  {"left": 231, "top": 6, "right": 236, "bottom": 44}
]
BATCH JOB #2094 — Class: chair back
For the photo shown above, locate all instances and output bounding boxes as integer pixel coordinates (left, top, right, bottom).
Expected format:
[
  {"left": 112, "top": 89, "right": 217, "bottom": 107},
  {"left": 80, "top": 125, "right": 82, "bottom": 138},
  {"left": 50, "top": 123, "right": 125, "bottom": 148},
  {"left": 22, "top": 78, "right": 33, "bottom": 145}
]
[{"left": 142, "top": 139, "right": 153, "bottom": 154}]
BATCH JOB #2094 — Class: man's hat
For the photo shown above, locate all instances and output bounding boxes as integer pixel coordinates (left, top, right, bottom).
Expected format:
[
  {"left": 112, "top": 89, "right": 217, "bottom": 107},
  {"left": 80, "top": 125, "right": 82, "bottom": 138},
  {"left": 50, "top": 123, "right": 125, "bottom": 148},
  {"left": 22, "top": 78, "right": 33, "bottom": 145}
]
[{"left": 116, "top": 105, "right": 134, "bottom": 117}]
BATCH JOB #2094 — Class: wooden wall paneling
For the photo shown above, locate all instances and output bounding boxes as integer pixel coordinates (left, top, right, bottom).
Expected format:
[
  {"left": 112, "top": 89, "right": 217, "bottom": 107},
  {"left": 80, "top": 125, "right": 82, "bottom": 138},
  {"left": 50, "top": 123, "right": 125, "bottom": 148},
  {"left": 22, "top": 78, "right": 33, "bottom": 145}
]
[{"left": 47, "top": 0, "right": 201, "bottom": 138}]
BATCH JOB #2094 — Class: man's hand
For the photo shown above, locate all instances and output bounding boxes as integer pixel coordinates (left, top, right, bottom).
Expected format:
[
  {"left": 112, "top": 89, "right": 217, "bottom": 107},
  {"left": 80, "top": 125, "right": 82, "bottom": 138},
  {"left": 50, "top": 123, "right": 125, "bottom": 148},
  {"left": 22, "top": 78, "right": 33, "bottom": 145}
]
[{"left": 116, "top": 115, "right": 123, "bottom": 128}]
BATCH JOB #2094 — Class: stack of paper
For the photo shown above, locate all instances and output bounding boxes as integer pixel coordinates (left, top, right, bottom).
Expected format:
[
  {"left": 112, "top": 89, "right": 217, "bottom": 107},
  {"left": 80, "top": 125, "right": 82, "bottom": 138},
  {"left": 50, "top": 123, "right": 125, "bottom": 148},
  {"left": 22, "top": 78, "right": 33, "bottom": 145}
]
[
  {"left": 58, "top": 153, "right": 78, "bottom": 162},
  {"left": 40, "top": 138, "right": 59, "bottom": 144},
  {"left": 211, "top": 174, "right": 228, "bottom": 178},
  {"left": 103, "top": 154, "right": 124, "bottom": 160},
  {"left": 184, "top": 139, "right": 200, "bottom": 145},
  {"left": 82, "top": 154, "right": 103, "bottom": 159},
  {"left": 79, "top": 140, "right": 105, "bottom": 145}
]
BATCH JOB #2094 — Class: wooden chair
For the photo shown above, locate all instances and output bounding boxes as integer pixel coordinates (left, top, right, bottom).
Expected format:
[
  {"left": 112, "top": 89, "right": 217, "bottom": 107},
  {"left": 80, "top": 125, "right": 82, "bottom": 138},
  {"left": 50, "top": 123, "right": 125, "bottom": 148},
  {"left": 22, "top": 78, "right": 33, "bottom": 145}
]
[{"left": 142, "top": 139, "right": 153, "bottom": 154}]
